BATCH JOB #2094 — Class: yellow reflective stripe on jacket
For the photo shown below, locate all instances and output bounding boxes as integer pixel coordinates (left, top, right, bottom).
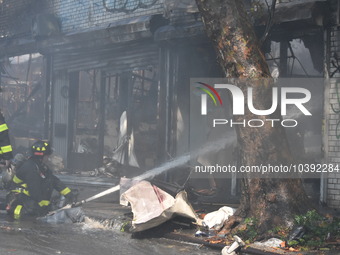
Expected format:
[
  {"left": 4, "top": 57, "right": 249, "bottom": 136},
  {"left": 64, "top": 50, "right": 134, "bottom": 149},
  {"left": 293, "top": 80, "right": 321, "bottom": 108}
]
[
  {"left": 1, "top": 145, "right": 12, "bottom": 153},
  {"left": 60, "top": 187, "right": 71, "bottom": 196},
  {"left": 21, "top": 189, "right": 30, "bottom": 196},
  {"left": 14, "top": 205, "right": 23, "bottom": 219},
  {"left": 0, "top": 123, "right": 8, "bottom": 132},
  {"left": 11, "top": 188, "right": 30, "bottom": 196},
  {"left": 13, "top": 175, "right": 23, "bottom": 184},
  {"left": 38, "top": 200, "right": 50, "bottom": 207}
]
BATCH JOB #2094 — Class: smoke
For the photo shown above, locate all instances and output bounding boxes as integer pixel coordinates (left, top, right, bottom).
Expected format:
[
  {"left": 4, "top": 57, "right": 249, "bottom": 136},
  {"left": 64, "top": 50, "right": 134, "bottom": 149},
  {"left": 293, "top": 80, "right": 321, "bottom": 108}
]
[{"left": 133, "top": 134, "right": 235, "bottom": 181}]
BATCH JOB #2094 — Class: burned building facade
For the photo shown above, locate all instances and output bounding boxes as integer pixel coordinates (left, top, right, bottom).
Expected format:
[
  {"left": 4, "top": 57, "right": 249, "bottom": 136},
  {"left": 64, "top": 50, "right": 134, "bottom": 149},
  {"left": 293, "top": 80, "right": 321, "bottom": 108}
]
[{"left": 0, "top": 0, "right": 339, "bottom": 207}]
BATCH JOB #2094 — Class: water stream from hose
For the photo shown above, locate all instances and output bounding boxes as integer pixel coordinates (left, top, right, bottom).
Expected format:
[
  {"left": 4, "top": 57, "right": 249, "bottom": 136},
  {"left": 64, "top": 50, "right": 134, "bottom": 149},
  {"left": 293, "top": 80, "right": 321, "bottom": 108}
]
[
  {"left": 134, "top": 135, "right": 235, "bottom": 181},
  {"left": 81, "top": 134, "right": 236, "bottom": 204}
]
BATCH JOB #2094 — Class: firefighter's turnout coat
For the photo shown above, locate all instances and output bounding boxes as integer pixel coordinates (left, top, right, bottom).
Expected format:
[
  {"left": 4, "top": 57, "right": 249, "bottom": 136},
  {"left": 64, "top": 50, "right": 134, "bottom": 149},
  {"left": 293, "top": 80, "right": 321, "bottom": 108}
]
[
  {"left": 6, "top": 157, "right": 72, "bottom": 219},
  {"left": 0, "top": 111, "right": 13, "bottom": 160}
]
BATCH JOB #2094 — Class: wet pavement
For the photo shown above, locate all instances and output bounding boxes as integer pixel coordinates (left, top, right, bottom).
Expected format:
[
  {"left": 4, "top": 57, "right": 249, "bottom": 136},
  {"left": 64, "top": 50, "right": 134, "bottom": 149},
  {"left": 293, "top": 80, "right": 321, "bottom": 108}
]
[
  {"left": 0, "top": 209, "right": 221, "bottom": 255},
  {"left": 1, "top": 175, "right": 339, "bottom": 255},
  {"left": 0, "top": 182, "right": 221, "bottom": 255}
]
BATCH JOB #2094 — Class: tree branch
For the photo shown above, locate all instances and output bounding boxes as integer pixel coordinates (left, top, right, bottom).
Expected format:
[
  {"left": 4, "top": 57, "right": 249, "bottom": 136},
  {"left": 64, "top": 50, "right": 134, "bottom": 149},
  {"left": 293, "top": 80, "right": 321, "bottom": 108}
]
[{"left": 260, "top": 0, "right": 277, "bottom": 44}]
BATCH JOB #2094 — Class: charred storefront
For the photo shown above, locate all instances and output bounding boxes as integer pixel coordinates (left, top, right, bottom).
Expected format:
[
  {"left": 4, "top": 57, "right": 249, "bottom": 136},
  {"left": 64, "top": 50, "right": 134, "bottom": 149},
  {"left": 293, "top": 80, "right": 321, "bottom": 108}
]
[
  {"left": 0, "top": 1, "right": 166, "bottom": 173},
  {"left": 48, "top": 37, "right": 160, "bottom": 172},
  {"left": 0, "top": 0, "right": 339, "bottom": 207}
]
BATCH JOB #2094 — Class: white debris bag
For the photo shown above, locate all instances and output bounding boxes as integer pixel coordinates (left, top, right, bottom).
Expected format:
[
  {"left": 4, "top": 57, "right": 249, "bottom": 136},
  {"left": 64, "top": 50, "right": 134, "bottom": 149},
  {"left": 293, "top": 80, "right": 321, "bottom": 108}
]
[
  {"left": 202, "top": 206, "right": 236, "bottom": 230},
  {"left": 121, "top": 180, "right": 200, "bottom": 232}
]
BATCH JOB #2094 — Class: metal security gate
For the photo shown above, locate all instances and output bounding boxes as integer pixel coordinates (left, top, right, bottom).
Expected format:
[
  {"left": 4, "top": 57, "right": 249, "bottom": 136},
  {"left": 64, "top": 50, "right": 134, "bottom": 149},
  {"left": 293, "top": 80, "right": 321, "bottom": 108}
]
[
  {"left": 51, "top": 40, "right": 160, "bottom": 170},
  {"left": 53, "top": 40, "right": 159, "bottom": 74}
]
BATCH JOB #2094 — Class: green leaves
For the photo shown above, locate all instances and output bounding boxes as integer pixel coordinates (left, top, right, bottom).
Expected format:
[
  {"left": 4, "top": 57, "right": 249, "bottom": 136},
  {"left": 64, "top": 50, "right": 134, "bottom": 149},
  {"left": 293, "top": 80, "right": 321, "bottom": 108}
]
[
  {"left": 235, "top": 217, "right": 258, "bottom": 243},
  {"left": 291, "top": 210, "right": 340, "bottom": 250}
]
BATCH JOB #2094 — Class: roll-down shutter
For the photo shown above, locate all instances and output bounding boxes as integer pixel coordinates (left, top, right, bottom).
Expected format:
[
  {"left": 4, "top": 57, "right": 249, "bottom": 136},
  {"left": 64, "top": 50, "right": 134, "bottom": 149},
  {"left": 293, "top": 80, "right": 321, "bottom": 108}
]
[{"left": 53, "top": 40, "right": 159, "bottom": 73}]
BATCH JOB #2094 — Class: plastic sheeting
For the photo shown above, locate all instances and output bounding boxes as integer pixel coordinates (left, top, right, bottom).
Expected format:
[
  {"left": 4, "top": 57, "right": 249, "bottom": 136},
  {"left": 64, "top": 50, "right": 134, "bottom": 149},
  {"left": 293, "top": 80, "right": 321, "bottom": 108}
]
[
  {"left": 121, "top": 180, "right": 200, "bottom": 232},
  {"left": 112, "top": 111, "right": 140, "bottom": 168},
  {"left": 119, "top": 177, "right": 140, "bottom": 206}
]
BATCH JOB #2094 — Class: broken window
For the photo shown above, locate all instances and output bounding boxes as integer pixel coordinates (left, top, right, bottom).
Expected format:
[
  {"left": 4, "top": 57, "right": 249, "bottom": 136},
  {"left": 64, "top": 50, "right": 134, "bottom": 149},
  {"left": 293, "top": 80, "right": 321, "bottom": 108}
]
[
  {"left": 73, "top": 70, "right": 101, "bottom": 154},
  {"left": 69, "top": 67, "right": 159, "bottom": 171},
  {"left": 266, "top": 34, "right": 323, "bottom": 78},
  {"left": 130, "top": 69, "right": 159, "bottom": 168},
  {"left": 106, "top": 68, "right": 159, "bottom": 169}
]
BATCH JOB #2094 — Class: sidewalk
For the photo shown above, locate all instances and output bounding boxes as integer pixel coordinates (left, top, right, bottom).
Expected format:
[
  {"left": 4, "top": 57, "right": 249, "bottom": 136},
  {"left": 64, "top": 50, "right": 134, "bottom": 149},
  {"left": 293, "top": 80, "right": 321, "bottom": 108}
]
[
  {"left": 81, "top": 201, "right": 340, "bottom": 255},
  {"left": 74, "top": 175, "right": 339, "bottom": 255},
  {"left": 1, "top": 174, "right": 339, "bottom": 255}
]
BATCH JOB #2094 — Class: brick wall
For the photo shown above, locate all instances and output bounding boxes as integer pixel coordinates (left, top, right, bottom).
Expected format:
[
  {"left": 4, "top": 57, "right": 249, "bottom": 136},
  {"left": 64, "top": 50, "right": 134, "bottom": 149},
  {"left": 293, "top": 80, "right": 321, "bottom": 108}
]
[
  {"left": 327, "top": 25, "right": 340, "bottom": 208},
  {"left": 51, "top": 0, "right": 164, "bottom": 34}
]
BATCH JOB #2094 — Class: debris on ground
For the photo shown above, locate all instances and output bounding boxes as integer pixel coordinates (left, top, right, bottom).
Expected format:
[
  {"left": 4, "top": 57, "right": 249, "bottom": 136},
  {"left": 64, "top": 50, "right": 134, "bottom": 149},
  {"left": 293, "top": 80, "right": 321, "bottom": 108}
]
[
  {"left": 221, "top": 245, "right": 236, "bottom": 255},
  {"left": 195, "top": 230, "right": 209, "bottom": 237},
  {"left": 218, "top": 235, "right": 245, "bottom": 255},
  {"left": 228, "top": 235, "right": 245, "bottom": 252},
  {"left": 202, "top": 206, "right": 236, "bottom": 231},
  {"left": 288, "top": 226, "right": 306, "bottom": 241},
  {"left": 253, "top": 238, "right": 284, "bottom": 248},
  {"left": 74, "top": 157, "right": 122, "bottom": 178},
  {"left": 120, "top": 180, "right": 201, "bottom": 232}
]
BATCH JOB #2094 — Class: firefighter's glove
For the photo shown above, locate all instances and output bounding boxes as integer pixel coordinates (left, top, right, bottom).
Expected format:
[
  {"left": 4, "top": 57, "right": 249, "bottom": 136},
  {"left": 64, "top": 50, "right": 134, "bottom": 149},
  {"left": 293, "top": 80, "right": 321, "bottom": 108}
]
[{"left": 65, "top": 189, "right": 78, "bottom": 205}]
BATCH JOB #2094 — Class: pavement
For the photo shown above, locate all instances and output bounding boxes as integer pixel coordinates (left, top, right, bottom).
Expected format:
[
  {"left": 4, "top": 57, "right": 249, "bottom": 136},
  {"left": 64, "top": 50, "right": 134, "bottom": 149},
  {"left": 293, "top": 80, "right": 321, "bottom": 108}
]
[
  {"left": 65, "top": 175, "right": 340, "bottom": 255},
  {"left": 1, "top": 174, "right": 340, "bottom": 255},
  {"left": 80, "top": 202, "right": 340, "bottom": 255}
]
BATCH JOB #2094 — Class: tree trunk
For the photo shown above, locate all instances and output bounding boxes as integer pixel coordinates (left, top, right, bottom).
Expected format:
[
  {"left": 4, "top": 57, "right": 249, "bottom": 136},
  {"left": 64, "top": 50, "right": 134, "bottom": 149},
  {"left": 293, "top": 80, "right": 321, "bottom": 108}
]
[{"left": 195, "top": 0, "right": 312, "bottom": 234}]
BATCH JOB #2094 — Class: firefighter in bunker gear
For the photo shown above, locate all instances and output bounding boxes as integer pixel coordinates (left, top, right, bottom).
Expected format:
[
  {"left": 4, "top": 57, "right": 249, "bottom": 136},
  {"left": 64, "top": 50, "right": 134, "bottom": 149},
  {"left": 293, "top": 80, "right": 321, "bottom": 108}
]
[
  {"left": 0, "top": 110, "right": 13, "bottom": 210},
  {"left": 6, "top": 140, "right": 76, "bottom": 219},
  {"left": 0, "top": 111, "right": 13, "bottom": 165}
]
